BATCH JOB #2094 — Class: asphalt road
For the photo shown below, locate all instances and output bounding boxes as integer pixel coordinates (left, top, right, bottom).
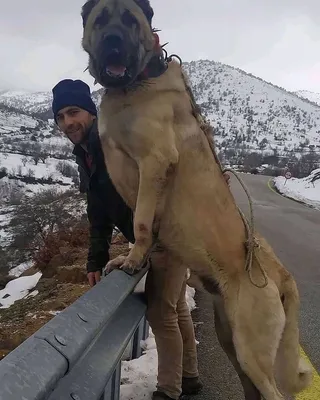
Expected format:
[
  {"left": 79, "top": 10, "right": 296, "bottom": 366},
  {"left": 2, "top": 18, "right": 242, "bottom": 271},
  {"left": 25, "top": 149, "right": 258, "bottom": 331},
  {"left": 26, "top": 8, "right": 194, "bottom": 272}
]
[{"left": 191, "top": 173, "right": 320, "bottom": 400}]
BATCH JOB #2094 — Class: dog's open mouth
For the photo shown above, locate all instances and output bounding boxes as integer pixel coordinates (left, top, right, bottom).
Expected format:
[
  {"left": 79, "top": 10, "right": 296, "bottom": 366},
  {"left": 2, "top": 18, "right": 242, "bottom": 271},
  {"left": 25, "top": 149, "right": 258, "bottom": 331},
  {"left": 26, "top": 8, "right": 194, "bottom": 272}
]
[
  {"left": 105, "top": 51, "right": 128, "bottom": 78},
  {"left": 106, "top": 65, "right": 127, "bottom": 78}
]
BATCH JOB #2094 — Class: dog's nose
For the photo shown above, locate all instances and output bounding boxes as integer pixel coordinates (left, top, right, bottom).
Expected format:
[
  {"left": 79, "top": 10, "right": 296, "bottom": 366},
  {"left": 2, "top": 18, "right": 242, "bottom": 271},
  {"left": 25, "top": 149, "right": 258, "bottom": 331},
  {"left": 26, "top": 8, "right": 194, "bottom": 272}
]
[{"left": 104, "top": 34, "right": 123, "bottom": 50}]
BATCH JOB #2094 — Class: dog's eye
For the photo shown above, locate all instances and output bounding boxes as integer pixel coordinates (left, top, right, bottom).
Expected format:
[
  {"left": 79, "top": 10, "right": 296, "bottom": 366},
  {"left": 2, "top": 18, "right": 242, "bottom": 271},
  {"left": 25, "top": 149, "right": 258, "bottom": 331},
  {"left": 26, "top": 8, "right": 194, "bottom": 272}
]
[
  {"left": 122, "top": 11, "right": 137, "bottom": 27},
  {"left": 96, "top": 8, "right": 109, "bottom": 27}
]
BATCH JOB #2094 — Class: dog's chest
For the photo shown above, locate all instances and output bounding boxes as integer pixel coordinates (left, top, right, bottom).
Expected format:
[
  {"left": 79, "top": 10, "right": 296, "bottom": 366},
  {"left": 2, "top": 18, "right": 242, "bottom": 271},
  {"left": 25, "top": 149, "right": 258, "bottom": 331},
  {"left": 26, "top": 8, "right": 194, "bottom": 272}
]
[
  {"left": 99, "top": 125, "right": 139, "bottom": 211},
  {"left": 106, "top": 105, "right": 137, "bottom": 140}
]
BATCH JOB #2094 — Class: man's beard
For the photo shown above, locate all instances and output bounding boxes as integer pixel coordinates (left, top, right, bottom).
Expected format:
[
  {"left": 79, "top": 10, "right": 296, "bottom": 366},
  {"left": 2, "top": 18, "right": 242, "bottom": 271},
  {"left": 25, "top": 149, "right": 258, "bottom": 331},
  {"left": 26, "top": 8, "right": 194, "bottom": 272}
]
[{"left": 66, "top": 125, "right": 89, "bottom": 145}]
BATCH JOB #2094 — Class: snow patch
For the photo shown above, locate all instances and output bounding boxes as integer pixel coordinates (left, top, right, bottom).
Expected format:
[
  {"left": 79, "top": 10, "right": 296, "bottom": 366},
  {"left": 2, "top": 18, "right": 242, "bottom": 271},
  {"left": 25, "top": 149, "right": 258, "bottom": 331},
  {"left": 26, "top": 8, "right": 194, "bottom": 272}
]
[
  {"left": 0, "top": 272, "right": 42, "bottom": 309},
  {"left": 274, "top": 169, "right": 320, "bottom": 210},
  {"left": 9, "top": 260, "right": 34, "bottom": 277}
]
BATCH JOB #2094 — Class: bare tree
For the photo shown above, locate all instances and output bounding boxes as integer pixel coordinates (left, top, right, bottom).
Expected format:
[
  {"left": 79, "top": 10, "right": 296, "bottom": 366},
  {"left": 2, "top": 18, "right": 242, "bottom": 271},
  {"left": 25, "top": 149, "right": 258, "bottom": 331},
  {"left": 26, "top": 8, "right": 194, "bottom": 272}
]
[
  {"left": 26, "top": 168, "right": 35, "bottom": 178},
  {"left": 21, "top": 156, "right": 28, "bottom": 167}
]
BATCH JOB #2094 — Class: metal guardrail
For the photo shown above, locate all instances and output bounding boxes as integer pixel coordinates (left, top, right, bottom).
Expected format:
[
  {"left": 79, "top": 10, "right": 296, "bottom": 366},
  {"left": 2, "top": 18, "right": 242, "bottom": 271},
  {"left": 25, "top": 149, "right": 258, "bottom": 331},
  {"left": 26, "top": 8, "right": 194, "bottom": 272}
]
[{"left": 0, "top": 267, "right": 150, "bottom": 400}]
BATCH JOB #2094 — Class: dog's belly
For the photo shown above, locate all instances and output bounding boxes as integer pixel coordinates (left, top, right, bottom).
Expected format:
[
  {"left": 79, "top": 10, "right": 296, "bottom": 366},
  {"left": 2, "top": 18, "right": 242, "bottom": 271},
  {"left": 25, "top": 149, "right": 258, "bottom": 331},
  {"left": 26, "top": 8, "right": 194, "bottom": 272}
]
[{"left": 158, "top": 148, "right": 247, "bottom": 274}]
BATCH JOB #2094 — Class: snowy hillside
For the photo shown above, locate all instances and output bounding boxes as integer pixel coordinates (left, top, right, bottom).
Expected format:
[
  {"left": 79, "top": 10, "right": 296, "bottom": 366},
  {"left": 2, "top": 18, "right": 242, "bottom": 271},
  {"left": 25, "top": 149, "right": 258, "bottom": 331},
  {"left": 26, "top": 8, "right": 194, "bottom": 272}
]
[
  {"left": 182, "top": 61, "right": 320, "bottom": 154},
  {"left": 295, "top": 90, "right": 320, "bottom": 106},
  {"left": 0, "top": 90, "right": 53, "bottom": 114},
  {"left": 0, "top": 88, "right": 103, "bottom": 120},
  {"left": 1, "top": 59, "right": 320, "bottom": 237},
  {"left": 1, "top": 59, "right": 320, "bottom": 158},
  {"left": 0, "top": 102, "right": 78, "bottom": 258},
  {"left": 0, "top": 60, "right": 319, "bottom": 250},
  {"left": 0, "top": 107, "right": 38, "bottom": 134}
]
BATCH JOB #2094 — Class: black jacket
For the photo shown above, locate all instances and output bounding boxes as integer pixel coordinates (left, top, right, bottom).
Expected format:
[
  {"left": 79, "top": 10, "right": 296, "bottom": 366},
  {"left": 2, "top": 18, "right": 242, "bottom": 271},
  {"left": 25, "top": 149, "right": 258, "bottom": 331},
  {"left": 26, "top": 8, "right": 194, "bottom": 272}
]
[{"left": 73, "top": 120, "right": 135, "bottom": 273}]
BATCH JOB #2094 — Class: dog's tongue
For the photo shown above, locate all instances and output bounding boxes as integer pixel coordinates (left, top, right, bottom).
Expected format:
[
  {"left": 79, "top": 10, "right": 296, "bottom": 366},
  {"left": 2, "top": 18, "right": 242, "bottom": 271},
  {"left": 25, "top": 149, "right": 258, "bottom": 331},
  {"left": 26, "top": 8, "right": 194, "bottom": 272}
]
[{"left": 106, "top": 65, "right": 126, "bottom": 77}]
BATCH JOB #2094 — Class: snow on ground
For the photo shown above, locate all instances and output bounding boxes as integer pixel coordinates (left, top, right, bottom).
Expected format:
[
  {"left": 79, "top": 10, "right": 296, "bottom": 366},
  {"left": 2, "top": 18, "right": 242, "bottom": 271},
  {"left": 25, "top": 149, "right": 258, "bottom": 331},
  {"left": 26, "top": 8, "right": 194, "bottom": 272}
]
[
  {"left": 274, "top": 169, "right": 320, "bottom": 210},
  {"left": 9, "top": 260, "right": 34, "bottom": 277},
  {"left": 0, "top": 152, "right": 76, "bottom": 200},
  {"left": 120, "top": 284, "right": 197, "bottom": 400},
  {"left": 0, "top": 272, "right": 42, "bottom": 309}
]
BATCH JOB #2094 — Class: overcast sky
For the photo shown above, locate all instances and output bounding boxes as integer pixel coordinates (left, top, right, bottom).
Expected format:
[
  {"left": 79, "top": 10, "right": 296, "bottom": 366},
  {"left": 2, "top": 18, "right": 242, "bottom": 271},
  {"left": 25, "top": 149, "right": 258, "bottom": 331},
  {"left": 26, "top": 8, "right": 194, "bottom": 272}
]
[{"left": 1, "top": 0, "right": 320, "bottom": 93}]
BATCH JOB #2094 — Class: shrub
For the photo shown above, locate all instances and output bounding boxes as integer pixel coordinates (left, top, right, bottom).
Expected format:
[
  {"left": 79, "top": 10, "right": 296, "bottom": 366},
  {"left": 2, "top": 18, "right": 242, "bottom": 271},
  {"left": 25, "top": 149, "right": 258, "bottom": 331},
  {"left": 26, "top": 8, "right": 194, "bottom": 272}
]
[{"left": 33, "top": 222, "right": 89, "bottom": 271}]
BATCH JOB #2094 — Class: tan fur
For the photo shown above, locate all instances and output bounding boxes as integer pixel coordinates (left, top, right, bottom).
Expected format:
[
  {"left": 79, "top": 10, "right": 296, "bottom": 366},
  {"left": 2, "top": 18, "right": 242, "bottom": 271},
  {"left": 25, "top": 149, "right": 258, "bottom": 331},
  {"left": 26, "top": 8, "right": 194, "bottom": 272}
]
[{"left": 81, "top": 1, "right": 313, "bottom": 398}]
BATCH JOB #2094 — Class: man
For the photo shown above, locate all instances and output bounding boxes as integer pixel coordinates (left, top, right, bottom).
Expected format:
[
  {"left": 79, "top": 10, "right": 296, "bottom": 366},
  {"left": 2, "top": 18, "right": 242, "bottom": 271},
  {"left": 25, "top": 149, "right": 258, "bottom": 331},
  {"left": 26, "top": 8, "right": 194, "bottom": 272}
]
[{"left": 52, "top": 79, "right": 229, "bottom": 400}]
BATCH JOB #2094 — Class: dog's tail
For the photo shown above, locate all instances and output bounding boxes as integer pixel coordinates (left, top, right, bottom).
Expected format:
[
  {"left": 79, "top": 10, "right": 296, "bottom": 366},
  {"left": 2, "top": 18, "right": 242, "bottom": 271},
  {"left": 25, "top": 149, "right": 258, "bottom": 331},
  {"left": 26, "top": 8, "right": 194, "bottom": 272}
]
[{"left": 276, "top": 276, "right": 313, "bottom": 394}]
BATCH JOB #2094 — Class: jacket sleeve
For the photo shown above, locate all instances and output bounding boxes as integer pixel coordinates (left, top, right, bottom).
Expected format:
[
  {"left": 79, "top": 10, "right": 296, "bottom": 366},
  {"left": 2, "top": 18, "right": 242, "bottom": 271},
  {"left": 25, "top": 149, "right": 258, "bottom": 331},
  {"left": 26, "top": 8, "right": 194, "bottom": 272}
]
[{"left": 86, "top": 191, "right": 114, "bottom": 273}]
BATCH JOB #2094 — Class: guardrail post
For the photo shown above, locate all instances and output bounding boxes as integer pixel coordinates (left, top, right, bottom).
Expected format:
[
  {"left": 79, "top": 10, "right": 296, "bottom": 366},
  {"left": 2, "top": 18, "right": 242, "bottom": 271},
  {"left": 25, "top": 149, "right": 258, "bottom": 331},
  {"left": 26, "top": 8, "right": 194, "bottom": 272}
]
[
  {"left": 143, "top": 318, "right": 150, "bottom": 340},
  {"left": 132, "top": 315, "right": 149, "bottom": 359},
  {"left": 102, "top": 363, "right": 121, "bottom": 400}
]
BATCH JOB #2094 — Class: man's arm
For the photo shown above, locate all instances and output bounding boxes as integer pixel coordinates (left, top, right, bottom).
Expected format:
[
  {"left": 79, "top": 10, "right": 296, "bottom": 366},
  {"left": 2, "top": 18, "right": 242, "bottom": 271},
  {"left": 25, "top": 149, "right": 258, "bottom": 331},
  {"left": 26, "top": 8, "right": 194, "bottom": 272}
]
[{"left": 86, "top": 191, "right": 114, "bottom": 285}]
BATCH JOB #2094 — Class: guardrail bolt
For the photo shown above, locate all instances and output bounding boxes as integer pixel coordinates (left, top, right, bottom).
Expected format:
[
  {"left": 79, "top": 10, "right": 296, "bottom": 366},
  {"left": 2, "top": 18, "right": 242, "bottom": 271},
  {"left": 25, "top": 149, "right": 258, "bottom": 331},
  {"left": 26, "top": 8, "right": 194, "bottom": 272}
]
[
  {"left": 54, "top": 335, "right": 67, "bottom": 346},
  {"left": 77, "top": 313, "right": 88, "bottom": 322},
  {"left": 70, "top": 393, "right": 81, "bottom": 400}
]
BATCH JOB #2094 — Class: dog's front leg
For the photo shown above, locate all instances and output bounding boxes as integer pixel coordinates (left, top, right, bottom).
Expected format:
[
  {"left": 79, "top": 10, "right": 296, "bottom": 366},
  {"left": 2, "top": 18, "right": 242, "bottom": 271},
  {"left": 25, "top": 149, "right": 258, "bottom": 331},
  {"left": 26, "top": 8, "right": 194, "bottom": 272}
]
[{"left": 121, "top": 147, "right": 179, "bottom": 273}]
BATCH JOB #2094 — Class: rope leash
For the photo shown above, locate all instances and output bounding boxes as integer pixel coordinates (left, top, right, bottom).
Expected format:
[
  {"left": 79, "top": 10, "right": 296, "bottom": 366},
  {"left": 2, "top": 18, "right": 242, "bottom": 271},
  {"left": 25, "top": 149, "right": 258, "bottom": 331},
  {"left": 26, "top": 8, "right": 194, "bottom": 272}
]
[
  {"left": 224, "top": 169, "right": 268, "bottom": 288},
  {"left": 177, "top": 63, "right": 268, "bottom": 289}
]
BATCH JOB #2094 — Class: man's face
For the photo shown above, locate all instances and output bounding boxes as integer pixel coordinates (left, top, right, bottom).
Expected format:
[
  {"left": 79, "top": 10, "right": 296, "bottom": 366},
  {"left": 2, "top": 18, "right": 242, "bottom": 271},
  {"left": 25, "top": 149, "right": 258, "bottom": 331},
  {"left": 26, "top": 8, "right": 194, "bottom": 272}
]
[{"left": 56, "top": 106, "right": 96, "bottom": 145}]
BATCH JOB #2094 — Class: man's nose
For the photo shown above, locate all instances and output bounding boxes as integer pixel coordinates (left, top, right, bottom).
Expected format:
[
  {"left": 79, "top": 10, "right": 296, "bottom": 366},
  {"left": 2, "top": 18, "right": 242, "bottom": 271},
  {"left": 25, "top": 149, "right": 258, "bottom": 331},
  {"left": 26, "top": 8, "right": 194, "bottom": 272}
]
[{"left": 64, "top": 115, "right": 75, "bottom": 128}]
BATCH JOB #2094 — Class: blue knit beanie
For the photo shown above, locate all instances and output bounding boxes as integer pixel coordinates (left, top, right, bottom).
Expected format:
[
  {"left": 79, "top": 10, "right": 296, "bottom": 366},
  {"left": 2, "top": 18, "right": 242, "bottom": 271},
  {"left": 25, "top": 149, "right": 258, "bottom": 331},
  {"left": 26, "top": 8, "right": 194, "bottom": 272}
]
[{"left": 52, "top": 79, "right": 97, "bottom": 122}]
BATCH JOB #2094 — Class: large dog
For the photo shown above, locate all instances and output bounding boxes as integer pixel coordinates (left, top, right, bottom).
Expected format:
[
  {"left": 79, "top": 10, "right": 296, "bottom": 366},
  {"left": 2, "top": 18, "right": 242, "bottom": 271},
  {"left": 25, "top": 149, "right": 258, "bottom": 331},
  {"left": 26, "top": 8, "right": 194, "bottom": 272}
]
[{"left": 80, "top": 1, "right": 313, "bottom": 398}]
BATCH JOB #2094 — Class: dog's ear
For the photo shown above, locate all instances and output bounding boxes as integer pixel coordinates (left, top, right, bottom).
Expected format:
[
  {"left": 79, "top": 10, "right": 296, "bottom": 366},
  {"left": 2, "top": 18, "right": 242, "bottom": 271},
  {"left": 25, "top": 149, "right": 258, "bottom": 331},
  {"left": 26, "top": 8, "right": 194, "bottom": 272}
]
[
  {"left": 133, "top": 0, "right": 154, "bottom": 24},
  {"left": 81, "top": 0, "right": 99, "bottom": 27}
]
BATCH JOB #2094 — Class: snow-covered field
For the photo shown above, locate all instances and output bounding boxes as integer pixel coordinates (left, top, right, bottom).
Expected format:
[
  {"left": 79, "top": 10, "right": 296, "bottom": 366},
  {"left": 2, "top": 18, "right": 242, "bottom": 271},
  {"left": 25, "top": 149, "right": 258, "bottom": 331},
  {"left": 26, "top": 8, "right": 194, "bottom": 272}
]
[
  {"left": 274, "top": 169, "right": 320, "bottom": 210},
  {"left": 0, "top": 152, "right": 74, "bottom": 188}
]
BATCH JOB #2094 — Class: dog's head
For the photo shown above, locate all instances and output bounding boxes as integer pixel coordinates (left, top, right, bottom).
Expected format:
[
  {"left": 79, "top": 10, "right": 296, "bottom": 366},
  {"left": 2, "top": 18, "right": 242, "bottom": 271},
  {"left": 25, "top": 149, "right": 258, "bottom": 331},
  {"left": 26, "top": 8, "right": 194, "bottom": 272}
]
[{"left": 81, "top": 0, "right": 156, "bottom": 89}]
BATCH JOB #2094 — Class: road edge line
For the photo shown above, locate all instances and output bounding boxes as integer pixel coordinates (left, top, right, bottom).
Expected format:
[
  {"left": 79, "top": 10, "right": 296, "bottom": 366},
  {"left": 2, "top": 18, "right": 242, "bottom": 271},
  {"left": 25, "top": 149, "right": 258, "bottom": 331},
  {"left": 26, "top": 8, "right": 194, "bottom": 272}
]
[
  {"left": 267, "top": 178, "right": 320, "bottom": 396},
  {"left": 267, "top": 178, "right": 317, "bottom": 209},
  {"left": 267, "top": 178, "right": 283, "bottom": 197},
  {"left": 295, "top": 346, "right": 320, "bottom": 399}
]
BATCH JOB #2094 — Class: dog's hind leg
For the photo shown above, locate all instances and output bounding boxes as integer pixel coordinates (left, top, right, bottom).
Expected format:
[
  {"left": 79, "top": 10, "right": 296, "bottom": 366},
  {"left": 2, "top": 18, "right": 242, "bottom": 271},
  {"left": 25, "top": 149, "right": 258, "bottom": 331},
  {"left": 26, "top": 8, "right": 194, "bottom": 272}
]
[
  {"left": 213, "top": 294, "right": 262, "bottom": 400},
  {"left": 226, "top": 277, "right": 286, "bottom": 400}
]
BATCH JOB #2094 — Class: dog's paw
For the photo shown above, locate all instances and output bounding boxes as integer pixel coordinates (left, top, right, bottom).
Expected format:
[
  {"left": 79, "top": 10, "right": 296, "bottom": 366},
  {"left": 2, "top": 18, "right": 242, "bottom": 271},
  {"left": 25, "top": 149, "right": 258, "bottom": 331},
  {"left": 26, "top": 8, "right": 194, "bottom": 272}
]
[
  {"left": 119, "top": 245, "right": 148, "bottom": 275},
  {"left": 120, "top": 257, "right": 143, "bottom": 275},
  {"left": 105, "top": 255, "right": 128, "bottom": 275}
]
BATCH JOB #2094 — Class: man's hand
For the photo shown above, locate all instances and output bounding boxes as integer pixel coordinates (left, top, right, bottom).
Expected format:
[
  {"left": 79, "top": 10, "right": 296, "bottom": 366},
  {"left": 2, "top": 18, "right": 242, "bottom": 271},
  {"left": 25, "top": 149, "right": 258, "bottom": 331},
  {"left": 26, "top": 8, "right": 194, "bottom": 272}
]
[{"left": 87, "top": 271, "right": 101, "bottom": 287}]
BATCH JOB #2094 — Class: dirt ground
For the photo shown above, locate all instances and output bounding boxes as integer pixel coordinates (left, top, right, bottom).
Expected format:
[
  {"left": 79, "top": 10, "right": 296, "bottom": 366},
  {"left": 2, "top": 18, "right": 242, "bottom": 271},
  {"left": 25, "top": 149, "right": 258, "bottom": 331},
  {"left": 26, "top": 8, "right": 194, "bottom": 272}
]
[{"left": 0, "top": 237, "right": 130, "bottom": 361}]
